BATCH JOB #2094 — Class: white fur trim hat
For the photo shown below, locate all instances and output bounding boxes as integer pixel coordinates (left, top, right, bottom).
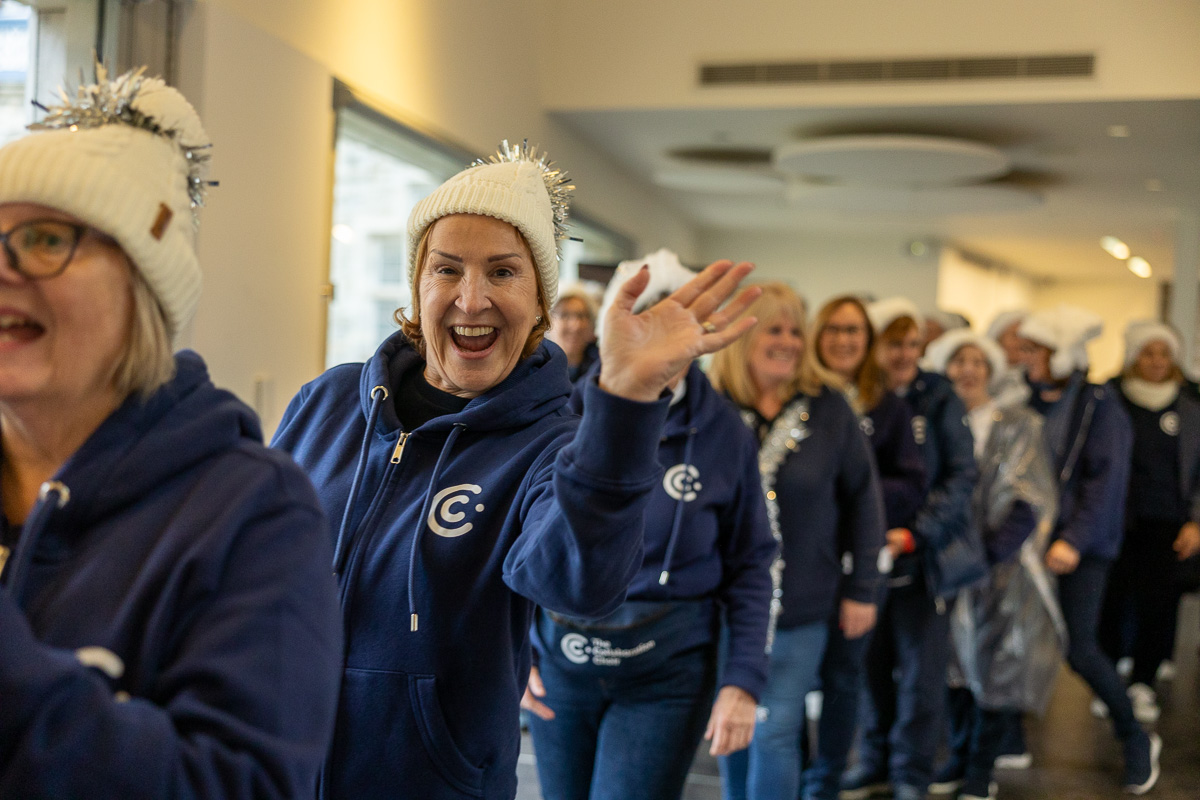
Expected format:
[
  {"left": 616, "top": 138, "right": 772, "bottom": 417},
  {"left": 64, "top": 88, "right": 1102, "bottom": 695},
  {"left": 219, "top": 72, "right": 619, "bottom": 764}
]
[
  {"left": 1018, "top": 305, "right": 1103, "bottom": 379},
  {"left": 0, "top": 67, "right": 211, "bottom": 342},
  {"left": 986, "top": 309, "right": 1029, "bottom": 342},
  {"left": 925, "top": 329, "right": 1009, "bottom": 393},
  {"left": 597, "top": 248, "right": 694, "bottom": 340},
  {"left": 407, "top": 141, "right": 572, "bottom": 306},
  {"left": 867, "top": 297, "right": 924, "bottom": 335},
  {"left": 1123, "top": 320, "right": 1180, "bottom": 370}
]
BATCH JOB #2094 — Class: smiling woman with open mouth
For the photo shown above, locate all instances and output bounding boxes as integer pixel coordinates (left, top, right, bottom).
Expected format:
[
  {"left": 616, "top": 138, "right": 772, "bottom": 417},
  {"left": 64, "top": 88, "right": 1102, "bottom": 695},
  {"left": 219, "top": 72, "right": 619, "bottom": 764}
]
[{"left": 272, "top": 141, "right": 762, "bottom": 800}]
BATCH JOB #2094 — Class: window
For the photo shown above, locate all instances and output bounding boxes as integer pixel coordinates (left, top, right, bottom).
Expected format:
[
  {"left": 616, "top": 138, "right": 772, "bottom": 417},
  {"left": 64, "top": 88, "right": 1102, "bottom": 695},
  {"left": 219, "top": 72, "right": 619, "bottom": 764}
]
[
  {"left": 324, "top": 81, "right": 634, "bottom": 367},
  {"left": 1, "top": 0, "right": 125, "bottom": 146},
  {"left": 0, "top": 1, "right": 33, "bottom": 145},
  {"left": 325, "top": 88, "right": 466, "bottom": 368}
]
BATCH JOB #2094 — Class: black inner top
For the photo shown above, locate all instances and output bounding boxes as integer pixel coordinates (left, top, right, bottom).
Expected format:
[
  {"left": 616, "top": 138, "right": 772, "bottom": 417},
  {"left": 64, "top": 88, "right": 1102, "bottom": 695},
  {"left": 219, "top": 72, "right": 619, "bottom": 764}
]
[{"left": 394, "top": 364, "right": 471, "bottom": 431}]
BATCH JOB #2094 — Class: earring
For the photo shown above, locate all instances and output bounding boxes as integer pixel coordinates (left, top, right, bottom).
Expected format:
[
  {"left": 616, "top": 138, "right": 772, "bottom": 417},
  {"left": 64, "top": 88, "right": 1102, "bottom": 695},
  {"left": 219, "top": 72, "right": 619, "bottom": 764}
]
[{"left": 536, "top": 315, "right": 543, "bottom": 323}]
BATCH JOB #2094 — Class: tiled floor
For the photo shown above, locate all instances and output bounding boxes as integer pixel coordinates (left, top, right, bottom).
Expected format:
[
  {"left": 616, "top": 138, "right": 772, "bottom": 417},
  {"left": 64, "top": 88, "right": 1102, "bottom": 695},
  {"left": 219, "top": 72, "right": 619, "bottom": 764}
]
[{"left": 516, "top": 594, "right": 1200, "bottom": 799}]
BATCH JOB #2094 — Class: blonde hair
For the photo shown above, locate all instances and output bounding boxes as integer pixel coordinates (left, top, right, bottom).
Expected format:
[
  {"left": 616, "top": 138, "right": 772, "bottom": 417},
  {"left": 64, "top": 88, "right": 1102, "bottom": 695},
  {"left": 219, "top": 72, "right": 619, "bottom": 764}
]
[
  {"left": 811, "top": 295, "right": 885, "bottom": 413},
  {"left": 709, "top": 282, "right": 838, "bottom": 407},
  {"left": 397, "top": 221, "right": 552, "bottom": 360},
  {"left": 113, "top": 268, "right": 176, "bottom": 400}
]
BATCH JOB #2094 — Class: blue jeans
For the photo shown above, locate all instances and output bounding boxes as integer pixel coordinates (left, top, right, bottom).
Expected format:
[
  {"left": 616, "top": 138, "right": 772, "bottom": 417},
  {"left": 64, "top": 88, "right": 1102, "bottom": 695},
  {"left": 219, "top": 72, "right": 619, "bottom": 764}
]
[
  {"left": 529, "top": 642, "right": 717, "bottom": 800},
  {"left": 720, "top": 622, "right": 828, "bottom": 800},
  {"left": 857, "top": 582, "right": 952, "bottom": 791},
  {"left": 1061, "top": 556, "right": 1138, "bottom": 741},
  {"left": 803, "top": 614, "right": 874, "bottom": 800}
]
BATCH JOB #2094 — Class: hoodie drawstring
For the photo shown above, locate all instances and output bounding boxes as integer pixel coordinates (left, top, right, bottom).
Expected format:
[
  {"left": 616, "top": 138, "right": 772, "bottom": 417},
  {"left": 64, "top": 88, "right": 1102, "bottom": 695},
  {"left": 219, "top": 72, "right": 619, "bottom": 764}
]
[
  {"left": 333, "top": 385, "right": 388, "bottom": 575},
  {"left": 3, "top": 480, "right": 70, "bottom": 604},
  {"left": 658, "top": 427, "right": 697, "bottom": 586},
  {"left": 408, "top": 423, "right": 466, "bottom": 632}
]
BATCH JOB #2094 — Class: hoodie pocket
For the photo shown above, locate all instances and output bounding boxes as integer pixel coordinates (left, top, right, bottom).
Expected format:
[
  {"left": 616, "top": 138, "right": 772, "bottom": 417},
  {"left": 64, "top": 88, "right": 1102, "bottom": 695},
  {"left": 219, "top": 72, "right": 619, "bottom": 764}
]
[{"left": 331, "top": 668, "right": 484, "bottom": 799}]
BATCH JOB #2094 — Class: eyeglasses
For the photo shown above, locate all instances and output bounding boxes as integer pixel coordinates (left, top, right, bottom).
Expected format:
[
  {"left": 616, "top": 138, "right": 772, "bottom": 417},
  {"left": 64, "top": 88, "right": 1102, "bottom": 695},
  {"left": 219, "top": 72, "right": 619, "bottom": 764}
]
[
  {"left": 0, "top": 220, "right": 88, "bottom": 280},
  {"left": 823, "top": 324, "right": 866, "bottom": 338}
]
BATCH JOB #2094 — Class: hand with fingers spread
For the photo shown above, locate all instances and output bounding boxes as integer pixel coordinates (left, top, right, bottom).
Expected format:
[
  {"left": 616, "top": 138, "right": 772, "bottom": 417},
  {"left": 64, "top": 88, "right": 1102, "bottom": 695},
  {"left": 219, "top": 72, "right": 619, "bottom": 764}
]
[{"left": 599, "top": 260, "right": 760, "bottom": 402}]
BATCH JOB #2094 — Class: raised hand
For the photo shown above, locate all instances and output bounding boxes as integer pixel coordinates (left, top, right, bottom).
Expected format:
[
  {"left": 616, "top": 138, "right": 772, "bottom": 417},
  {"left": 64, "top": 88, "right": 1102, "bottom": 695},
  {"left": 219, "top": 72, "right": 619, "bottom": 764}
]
[{"left": 599, "top": 260, "right": 760, "bottom": 402}]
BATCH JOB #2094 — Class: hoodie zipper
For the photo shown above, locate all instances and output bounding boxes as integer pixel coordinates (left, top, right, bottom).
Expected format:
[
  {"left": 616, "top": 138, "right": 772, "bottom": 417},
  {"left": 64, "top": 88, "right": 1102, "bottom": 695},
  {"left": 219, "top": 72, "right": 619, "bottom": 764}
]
[{"left": 391, "top": 432, "right": 410, "bottom": 464}]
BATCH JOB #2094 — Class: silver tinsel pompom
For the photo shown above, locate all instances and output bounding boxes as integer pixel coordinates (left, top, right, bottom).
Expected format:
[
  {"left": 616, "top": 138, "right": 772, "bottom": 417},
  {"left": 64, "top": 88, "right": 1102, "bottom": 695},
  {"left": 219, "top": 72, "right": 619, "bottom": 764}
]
[
  {"left": 30, "top": 62, "right": 213, "bottom": 225},
  {"left": 474, "top": 139, "right": 574, "bottom": 244}
]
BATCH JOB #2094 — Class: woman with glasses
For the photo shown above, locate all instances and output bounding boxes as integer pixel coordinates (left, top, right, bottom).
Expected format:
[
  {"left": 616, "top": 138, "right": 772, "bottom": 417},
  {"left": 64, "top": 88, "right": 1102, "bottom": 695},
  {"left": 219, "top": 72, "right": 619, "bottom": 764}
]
[
  {"left": 0, "top": 69, "right": 342, "bottom": 797},
  {"left": 546, "top": 282, "right": 600, "bottom": 383},
  {"left": 707, "top": 284, "right": 886, "bottom": 800},
  {"left": 802, "top": 295, "right": 927, "bottom": 800}
]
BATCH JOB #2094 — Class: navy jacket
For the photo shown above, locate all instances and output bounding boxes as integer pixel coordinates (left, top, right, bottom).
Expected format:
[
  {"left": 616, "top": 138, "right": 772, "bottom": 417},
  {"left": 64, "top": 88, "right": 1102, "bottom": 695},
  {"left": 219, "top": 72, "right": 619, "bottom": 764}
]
[
  {"left": 864, "top": 390, "right": 927, "bottom": 530},
  {"left": 1113, "top": 380, "right": 1200, "bottom": 527},
  {"left": 763, "top": 387, "right": 886, "bottom": 627},
  {"left": 1032, "top": 373, "right": 1132, "bottom": 560},
  {"left": 272, "top": 334, "right": 669, "bottom": 800},
  {"left": 549, "top": 362, "right": 775, "bottom": 698},
  {"left": 902, "top": 371, "right": 980, "bottom": 595},
  {"left": 0, "top": 351, "right": 342, "bottom": 799}
]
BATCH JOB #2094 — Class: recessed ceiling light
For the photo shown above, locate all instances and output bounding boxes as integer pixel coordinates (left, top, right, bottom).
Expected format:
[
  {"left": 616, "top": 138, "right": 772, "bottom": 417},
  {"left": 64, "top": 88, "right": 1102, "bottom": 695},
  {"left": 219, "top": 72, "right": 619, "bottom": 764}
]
[
  {"left": 1107, "top": 124, "right": 1131, "bottom": 138},
  {"left": 1128, "top": 256, "right": 1152, "bottom": 278},
  {"left": 1145, "top": 178, "right": 1164, "bottom": 192},
  {"left": 1101, "top": 235, "right": 1130, "bottom": 260}
]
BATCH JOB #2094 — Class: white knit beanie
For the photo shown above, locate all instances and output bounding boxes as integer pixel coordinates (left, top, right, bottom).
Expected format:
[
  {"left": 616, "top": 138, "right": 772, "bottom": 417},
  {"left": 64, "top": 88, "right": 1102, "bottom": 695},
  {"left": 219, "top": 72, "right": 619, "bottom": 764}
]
[
  {"left": 407, "top": 140, "right": 573, "bottom": 306},
  {"left": 866, "top": 297, "right": 924, "bottom": 335},
  {"left": 1123, "top": 320, "right": 1180, "bottom": 370},
  {"left": 1018, "top": 305, "right": 1103, "bottom": 379},
  {"left": 924, "top": 328, "right": 1009, "bottom": 393},
  {"left": 596, "top": 248, "right": 695, "bottom": 341},
  {"left": 986, "top": 309, "right": 1028, "bottom": 342},
  {"left": 0, "top": 67, "right": 211, "bottom": 343}
]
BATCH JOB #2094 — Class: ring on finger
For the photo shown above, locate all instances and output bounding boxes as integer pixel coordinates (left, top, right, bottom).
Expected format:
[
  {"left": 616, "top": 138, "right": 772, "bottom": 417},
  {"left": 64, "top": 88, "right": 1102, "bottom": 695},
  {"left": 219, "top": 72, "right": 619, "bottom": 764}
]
[{"left": 702, "top": 320, "right": 718, "bottom": 334}]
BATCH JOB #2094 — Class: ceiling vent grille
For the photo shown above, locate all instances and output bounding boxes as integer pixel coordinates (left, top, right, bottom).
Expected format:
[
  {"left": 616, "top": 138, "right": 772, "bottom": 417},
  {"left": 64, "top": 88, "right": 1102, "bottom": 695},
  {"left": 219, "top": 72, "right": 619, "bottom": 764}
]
[{"left": 699, "top": 54, "right": 1094, "bottom": 86}]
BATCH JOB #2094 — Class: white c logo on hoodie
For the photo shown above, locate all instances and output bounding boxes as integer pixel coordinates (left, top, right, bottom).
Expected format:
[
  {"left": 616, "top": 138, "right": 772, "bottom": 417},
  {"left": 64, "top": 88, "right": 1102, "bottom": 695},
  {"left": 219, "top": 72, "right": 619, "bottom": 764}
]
[
  {"left": 428, "top": 484, "right": 484, "bottom": 537},
  {"left": 663, "top": 465, "right": 702, "bottom": 502}
]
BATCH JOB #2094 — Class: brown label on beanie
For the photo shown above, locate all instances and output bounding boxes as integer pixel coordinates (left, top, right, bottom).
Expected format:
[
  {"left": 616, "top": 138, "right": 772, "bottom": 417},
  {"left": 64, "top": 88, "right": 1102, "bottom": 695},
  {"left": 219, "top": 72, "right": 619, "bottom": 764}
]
[{"left": 151, "top": 203, "right": 173, "bottom": 240}]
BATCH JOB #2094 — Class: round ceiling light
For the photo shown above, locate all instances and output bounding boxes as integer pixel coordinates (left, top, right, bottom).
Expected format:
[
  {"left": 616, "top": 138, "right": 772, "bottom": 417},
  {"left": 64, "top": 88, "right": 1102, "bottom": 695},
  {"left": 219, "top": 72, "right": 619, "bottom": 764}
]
[{"left": 773, "top": 135, "right": 1011, "bottom": 187}]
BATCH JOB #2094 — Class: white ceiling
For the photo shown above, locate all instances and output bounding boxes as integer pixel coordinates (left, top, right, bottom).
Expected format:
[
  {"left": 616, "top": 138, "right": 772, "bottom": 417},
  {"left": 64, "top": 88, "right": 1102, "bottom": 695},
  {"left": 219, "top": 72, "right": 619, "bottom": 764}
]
[{"left": 553, "top": 98, "right": 1200, "bottom": 282}]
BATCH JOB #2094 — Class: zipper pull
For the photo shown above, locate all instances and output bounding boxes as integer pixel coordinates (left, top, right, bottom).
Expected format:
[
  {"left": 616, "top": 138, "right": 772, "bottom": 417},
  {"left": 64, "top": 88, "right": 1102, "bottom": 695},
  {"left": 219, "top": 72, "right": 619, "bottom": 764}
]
[{"left": 391, "top": 432, "right": 409, "bottom": 464}]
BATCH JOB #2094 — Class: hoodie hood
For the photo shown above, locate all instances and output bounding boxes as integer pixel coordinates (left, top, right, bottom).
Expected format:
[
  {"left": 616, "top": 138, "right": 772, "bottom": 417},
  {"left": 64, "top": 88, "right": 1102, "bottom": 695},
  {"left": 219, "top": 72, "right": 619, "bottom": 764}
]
[
  {"left": 39, "top": 350, "right": 259, "bottom": 537},
  {"left": 358, "top": 332, "right": 572, "bottom": 434}
]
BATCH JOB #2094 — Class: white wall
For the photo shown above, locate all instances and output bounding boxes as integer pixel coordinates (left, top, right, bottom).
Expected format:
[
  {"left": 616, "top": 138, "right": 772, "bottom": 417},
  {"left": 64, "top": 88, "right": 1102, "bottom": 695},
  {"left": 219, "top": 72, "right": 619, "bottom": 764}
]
[
  {"left": 937, "top": 248, "right": 1036, "bottom": 330},
  {"left": 173, "top": 0, "right": 697, "bottom": 434},
  {"left": 544, "top": 0, "right": 1200, "bottom": 111},
  {"left": 696, "top": 228, "right": 940, "bottom": 314}
]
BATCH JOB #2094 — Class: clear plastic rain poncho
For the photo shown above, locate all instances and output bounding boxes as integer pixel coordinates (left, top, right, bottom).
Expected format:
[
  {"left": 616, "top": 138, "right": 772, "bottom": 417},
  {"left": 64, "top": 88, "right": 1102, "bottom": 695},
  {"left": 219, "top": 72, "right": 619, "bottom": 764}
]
[{"left": 949, "top": 403, "right": 1066, "bottom": 713}]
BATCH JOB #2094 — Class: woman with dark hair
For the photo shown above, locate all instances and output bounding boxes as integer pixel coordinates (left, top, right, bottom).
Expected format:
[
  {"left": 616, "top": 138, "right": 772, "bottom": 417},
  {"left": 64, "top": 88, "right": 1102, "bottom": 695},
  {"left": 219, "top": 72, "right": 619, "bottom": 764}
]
[
  {"left": 1015, "top": 305, "right": 1159, "bottom": 795},
  {"left": 273, "top": 143, "right": 761, "bottom": 800},
  {"left": 708, "top": 284, "right": 886, "bottom": 800},
  {"left": 838, "top": 297, "right": 981, "bottom": 800},
  {"left": 801, "top": 295, "right": 926, "bottom": 800},
  {"left": 1099, "top": 322, "right": 1200, "bottom": 722}
]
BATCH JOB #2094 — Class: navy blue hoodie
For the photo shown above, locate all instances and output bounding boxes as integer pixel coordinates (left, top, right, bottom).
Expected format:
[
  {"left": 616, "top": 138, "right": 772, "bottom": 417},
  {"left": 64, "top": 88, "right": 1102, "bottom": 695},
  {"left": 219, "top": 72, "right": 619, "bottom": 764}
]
[
  {"left": 1032, "top": 373, "right": 1132, "bottom": 560},
  {"left": 900, "top": 371, "right": 979, "bottom": 594},
  {"left": 755, "top": 387, "right": 886, "bottom": 628},
  {"left": 0, "top": 351, "right": 342, "bottom": 799},
  {"left": 272, "top": 333, "right": 669, "bottom": 800},
  {"left": 864, "top": 390, "right": 927, "bottom": 530},
  {"left": 546, "top": 362, "right": 775, "bottom": 699}
]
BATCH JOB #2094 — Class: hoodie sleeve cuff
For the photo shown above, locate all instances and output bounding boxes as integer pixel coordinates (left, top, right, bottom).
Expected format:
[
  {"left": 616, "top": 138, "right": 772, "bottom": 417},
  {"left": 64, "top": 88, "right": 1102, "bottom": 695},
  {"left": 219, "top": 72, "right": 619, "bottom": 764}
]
[
  {"left": 719, "top": 662, "right": 766, "bottom": 703},
  {"left": 568, "top": 379, "right": 671, "bottom": 487}
]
